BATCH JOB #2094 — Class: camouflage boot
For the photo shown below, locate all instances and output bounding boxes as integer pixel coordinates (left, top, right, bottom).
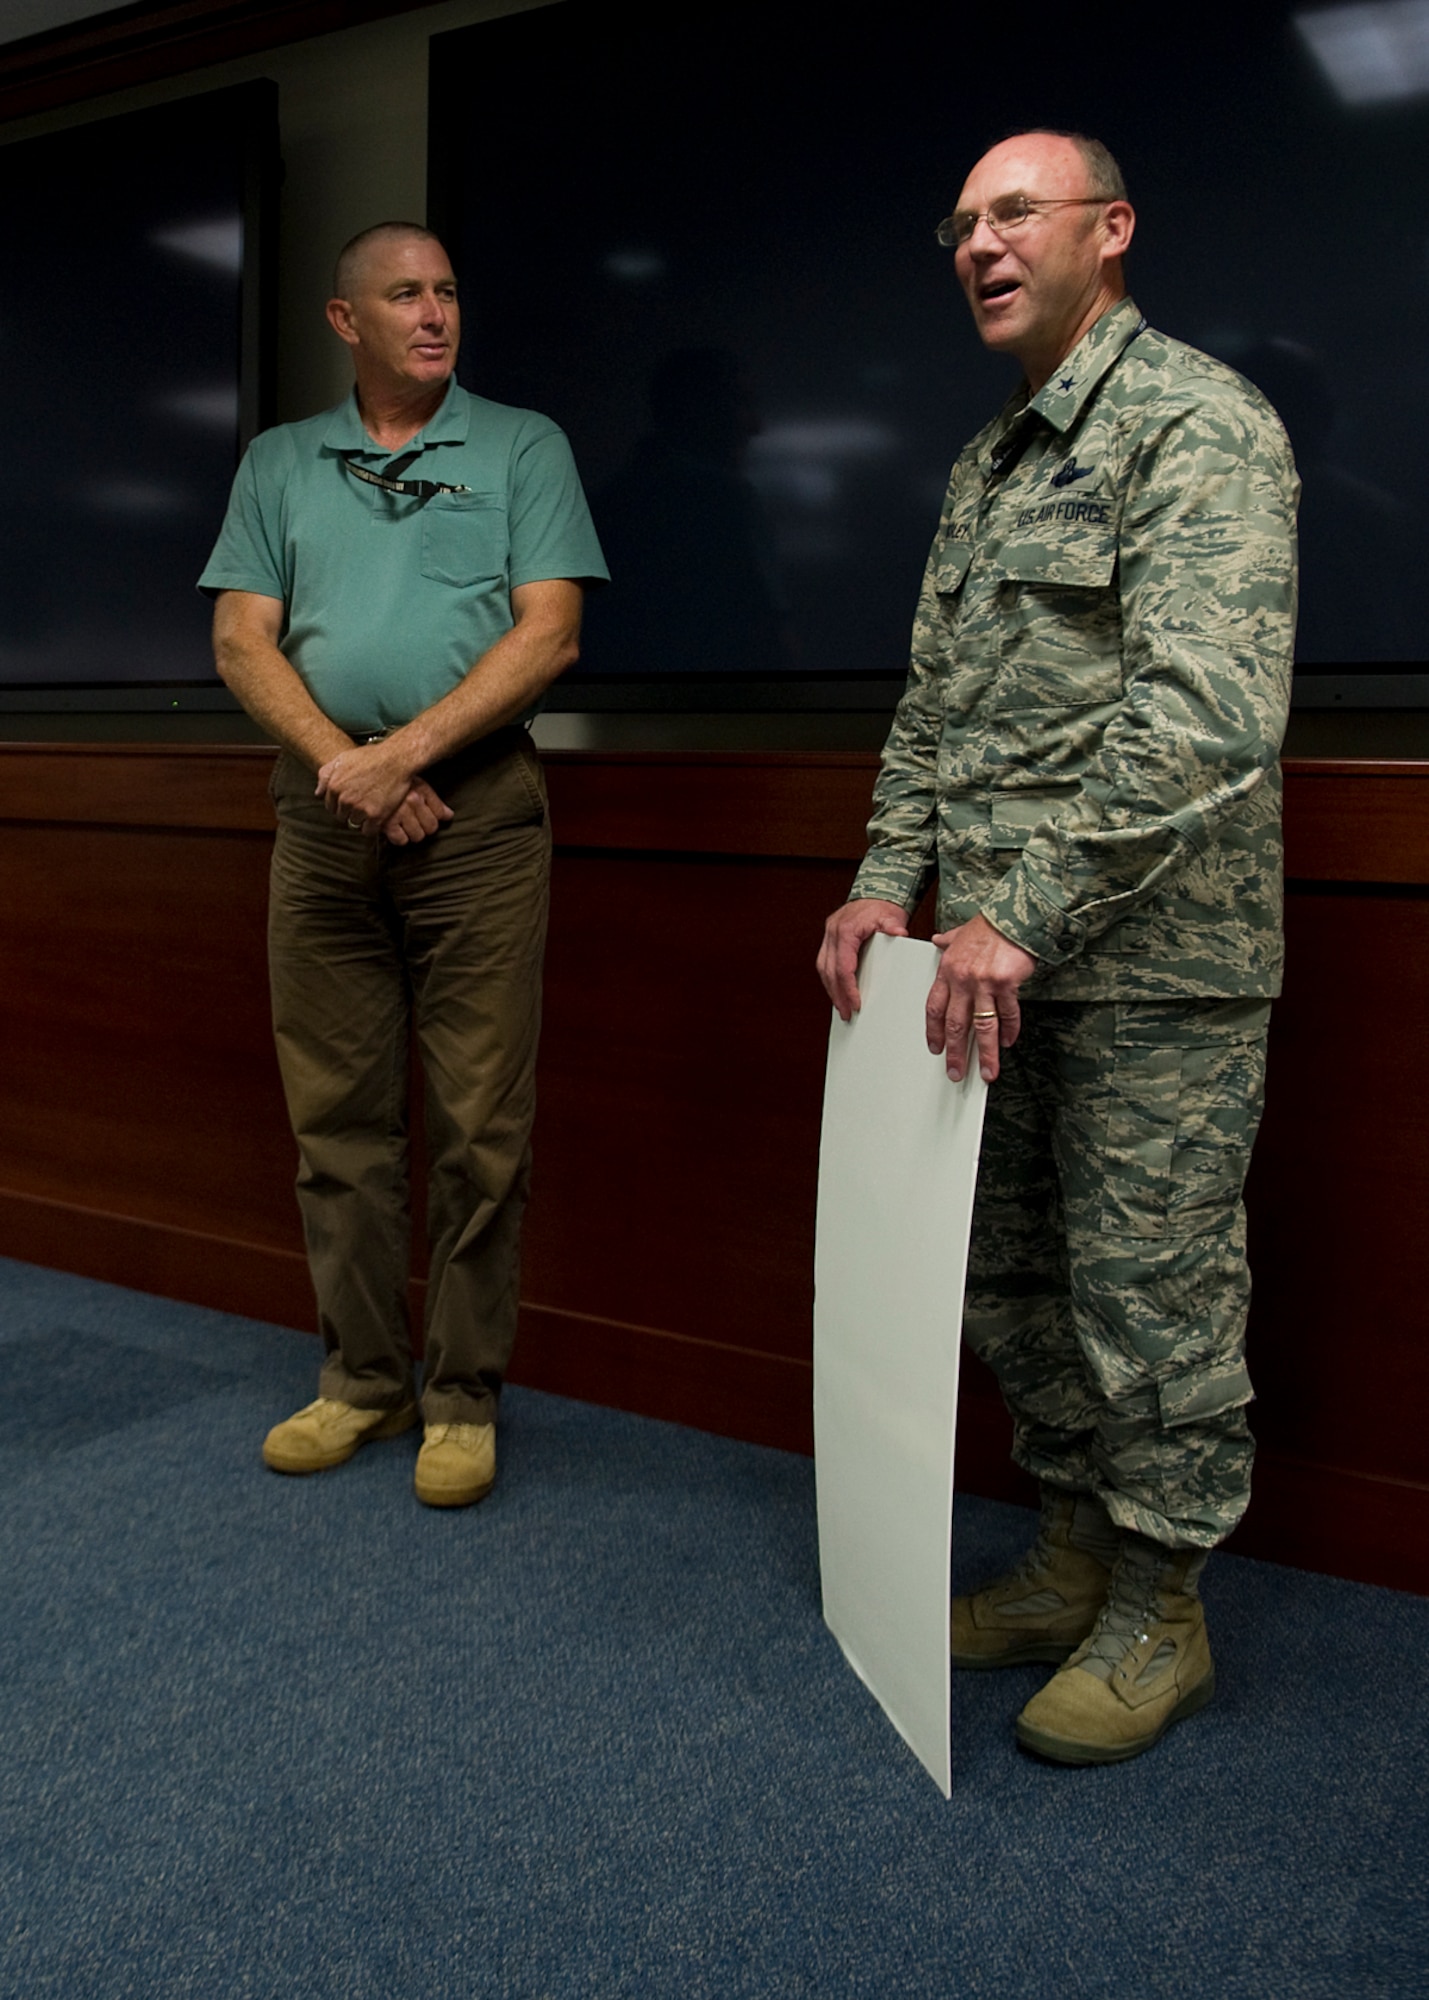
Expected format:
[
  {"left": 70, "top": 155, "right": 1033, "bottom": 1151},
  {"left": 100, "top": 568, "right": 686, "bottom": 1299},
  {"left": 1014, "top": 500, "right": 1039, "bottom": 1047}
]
[
  {"left": 1015, "top": 1534, "right": 1214, "bottom": 1765},
  {"left": 951, "top": 1488, "right": 1119, "bottom": 1669}
]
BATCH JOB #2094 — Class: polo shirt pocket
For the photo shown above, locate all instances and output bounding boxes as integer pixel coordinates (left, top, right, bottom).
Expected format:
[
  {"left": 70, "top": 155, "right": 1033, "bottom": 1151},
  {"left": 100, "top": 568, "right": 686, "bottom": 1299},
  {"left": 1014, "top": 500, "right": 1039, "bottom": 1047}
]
[
  {"left": 990, "top": 535, "right": 1122, "bottom": 709},
  {"left": 420, "top": 493, "right": 509, "bottom": 587}
]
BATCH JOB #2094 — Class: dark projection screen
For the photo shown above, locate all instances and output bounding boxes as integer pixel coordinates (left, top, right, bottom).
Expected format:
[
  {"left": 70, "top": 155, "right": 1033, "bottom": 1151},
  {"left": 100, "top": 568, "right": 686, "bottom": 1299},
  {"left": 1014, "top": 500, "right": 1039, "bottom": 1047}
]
[
  {"left": 0, "top": 82, "right": 277, "bottom": 697},
  {"left": 430, "top": 0, "right": 1429, "bottom": 700}
]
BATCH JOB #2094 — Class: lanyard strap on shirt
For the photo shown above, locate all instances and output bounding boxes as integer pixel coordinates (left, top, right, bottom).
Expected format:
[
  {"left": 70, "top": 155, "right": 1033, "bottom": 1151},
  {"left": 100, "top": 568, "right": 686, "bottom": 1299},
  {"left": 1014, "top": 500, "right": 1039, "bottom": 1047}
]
[{"left": 339, "top": 448, "right": 471, "bottom": 501}]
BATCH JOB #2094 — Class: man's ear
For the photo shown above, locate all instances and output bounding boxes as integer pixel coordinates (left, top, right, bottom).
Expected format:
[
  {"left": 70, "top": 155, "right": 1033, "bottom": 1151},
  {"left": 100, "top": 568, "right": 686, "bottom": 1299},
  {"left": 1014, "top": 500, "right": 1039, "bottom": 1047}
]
[
  {"left": 1100, "top": 199, "right": 1135, "bottom": 261},
  {"left": 326, "top": 297, "right": 359, "bottom": 348}
]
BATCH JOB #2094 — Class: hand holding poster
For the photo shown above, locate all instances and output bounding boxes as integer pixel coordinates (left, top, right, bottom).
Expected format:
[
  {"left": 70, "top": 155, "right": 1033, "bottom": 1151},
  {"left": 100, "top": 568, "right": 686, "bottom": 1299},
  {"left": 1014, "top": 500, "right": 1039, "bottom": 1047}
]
[{"left": 814, "top": 933, "right": 988, "bottom": 1796}]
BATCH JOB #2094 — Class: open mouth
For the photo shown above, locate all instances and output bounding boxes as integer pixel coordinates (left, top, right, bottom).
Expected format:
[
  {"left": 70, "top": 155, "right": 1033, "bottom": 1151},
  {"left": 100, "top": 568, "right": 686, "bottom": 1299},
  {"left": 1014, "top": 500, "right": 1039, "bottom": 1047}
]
[{"left": 979, "top": 280, "right": 1020, "bottom": 302}]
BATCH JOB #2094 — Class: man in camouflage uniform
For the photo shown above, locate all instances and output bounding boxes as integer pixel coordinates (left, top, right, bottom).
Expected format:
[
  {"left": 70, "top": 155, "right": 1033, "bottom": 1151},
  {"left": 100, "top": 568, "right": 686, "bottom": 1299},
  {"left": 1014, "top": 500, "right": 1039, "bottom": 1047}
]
[{"left": 816, "top": 131, "right": 1297, "bottom": 1764}]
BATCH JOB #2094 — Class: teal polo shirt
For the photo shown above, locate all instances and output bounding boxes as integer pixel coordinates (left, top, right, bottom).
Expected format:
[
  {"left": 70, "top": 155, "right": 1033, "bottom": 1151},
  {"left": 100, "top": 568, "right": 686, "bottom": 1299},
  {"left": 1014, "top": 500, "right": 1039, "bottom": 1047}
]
[{"left": 199, "top": 380, "right": 608, "bottom": 734}]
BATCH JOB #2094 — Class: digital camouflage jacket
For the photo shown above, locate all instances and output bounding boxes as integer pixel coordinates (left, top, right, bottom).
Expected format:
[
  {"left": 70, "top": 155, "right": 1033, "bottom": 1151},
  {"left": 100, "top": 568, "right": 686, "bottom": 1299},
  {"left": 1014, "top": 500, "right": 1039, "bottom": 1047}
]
[{"left": 850, "top": 298, "right": 1299, "bottom": 999}]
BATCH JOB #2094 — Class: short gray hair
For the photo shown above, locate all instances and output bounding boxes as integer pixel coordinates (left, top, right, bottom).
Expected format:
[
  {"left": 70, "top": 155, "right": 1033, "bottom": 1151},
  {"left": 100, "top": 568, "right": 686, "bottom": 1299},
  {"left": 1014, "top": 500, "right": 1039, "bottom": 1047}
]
[{"left": 332, "top": 221, "right": 444, "bottom": 299}]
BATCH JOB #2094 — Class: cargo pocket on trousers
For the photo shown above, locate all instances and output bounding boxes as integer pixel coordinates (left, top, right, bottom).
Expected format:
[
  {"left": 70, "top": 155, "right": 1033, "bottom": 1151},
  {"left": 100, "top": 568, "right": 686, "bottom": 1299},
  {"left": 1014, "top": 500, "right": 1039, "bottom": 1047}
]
[
  {"left": 1157, "top": 1354, "right": 1254, "bottom": 1429},
  {"left": 1099, "top": 1044, "right": 1181, "bottom": 1238}
]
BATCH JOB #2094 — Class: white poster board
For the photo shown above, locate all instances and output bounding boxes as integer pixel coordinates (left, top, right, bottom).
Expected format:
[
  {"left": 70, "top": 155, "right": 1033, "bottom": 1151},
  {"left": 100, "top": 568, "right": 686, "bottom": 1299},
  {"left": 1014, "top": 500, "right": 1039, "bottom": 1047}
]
[{"left": 813, "top": 933, "right": 988, "bottom": 1797}]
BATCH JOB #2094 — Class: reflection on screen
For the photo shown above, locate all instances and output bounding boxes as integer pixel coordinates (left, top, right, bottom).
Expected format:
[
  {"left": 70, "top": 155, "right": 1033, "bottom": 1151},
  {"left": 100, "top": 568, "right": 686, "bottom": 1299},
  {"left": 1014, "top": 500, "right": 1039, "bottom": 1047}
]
[
  {"left": 0, "top": 93, "right": 259, "bottom": 688},
  {"left": 582, "top": 347, "right": 796, "bottom": 674},
  {"left": 434, "top": 0, "right": 1429, "bottom": 675}
]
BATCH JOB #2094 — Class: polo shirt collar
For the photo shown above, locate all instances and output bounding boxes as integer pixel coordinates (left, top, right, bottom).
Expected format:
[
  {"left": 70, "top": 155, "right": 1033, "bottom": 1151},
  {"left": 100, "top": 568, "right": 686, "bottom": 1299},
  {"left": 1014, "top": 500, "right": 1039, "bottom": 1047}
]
[{"left": 321, "top": 378, "right": 470, "bottom": 458}]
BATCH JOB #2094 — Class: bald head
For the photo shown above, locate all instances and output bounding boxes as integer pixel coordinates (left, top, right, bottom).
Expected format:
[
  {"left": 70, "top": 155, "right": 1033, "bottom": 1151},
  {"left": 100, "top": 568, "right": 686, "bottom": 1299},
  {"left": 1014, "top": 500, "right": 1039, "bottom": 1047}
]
[
  {"left": 961, "top": 130, "right": 1124, "bottom": 219},
  {"left": 1004, "top": 129, "right": 1127, "bottom": 204},
  {"left": 333, "top": 222, "right": 444, "bottom": 302}
]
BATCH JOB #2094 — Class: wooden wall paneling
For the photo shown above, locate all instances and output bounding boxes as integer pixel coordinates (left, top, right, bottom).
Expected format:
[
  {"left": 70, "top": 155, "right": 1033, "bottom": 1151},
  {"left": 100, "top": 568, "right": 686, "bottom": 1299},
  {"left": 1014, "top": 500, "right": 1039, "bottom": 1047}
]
[
  {"left": 0, "top": 746, "right": 309, "bottom": 1326},
  {"left": 1233, "top": 760, "right": 1429, "bottom": 1587},
  {"left": 541, "top": 751, "right": 878, "bottom": 862},
  {"left": 509, "top": 756, "right": 881, "bottom": 1450},
  {"left": 0, "top": 743, "right": 278, "bottom": 832},
  {"left": 1234, "top": 883, "right": 1429, "bottom": 1587},
  {"left": 0, "top": 820, "right": 284, "bottom": 1234},
  {"left": 3, "top": 746, "right": 1429, "bottom": 1590},
  {"left": 1281, "top": 762, "right": 1429, "bottom": 883},
  {"left": 529, "top": 849, "right": 838, "bottom": 1356},
  {"left": 1222, "top": 1458, "right": 1429, "bottom": 1594},
  {"left": 508, "top": 1302, "right": 817, "bottom": 1459},
  {"left": 510, "top": 847, "right": 853, "bottom": 1452},
  {"left": 0, "top": 1188, "right": 315, "bottom": 1336}
]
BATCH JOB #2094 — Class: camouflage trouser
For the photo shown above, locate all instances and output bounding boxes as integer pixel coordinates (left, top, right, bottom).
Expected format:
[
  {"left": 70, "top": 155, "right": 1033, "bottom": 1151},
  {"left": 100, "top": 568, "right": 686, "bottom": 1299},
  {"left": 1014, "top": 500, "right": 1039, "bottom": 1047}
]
[{"left": 964, "top": 997, "right": 1271, "bottom": 1550}]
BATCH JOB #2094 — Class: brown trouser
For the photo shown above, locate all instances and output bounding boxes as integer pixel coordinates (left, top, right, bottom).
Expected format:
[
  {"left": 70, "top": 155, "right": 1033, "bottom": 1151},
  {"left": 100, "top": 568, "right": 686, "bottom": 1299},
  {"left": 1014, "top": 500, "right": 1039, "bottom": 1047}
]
[{"left": 267, "top": 729, "right": 550, "bottom": 1425}]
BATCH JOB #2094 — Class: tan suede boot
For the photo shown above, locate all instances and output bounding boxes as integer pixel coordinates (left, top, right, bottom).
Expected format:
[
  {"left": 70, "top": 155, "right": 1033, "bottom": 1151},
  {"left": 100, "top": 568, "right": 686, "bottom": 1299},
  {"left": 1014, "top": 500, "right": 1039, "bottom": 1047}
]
[
  {"left": 414, "top": 1422, "right": 496, "bottom": 1508},
  {"left": 1015, "top": 1535, "right": 1214, "bottom": 1765},
  {"left": 951, "top": 1488, "right": 1119, "bottom": 1669},
  {"left": 262, "top": 1396, "right": 419, "bottom": 1474}
]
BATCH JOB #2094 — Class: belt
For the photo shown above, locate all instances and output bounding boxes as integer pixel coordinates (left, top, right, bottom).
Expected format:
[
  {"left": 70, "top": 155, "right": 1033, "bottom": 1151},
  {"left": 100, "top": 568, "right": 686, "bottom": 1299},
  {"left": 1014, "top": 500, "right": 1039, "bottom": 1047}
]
[{"left": 346, "top": 724, "right": 527, "bottom": 762}]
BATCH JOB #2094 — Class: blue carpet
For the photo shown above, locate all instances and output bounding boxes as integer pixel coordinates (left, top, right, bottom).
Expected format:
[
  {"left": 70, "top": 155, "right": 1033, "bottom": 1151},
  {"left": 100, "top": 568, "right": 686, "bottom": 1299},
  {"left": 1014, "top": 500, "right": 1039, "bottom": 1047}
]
[{"left": 0, "top": 1255, "right": 1424, "bottom": 1999}]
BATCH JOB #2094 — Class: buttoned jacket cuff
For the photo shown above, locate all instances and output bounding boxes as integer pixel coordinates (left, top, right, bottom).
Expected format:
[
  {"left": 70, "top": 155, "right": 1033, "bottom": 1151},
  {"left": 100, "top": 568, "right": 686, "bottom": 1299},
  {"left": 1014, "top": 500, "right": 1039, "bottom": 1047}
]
[{"left": 980, "top": 864, "right": 1082, "bottom": 967}]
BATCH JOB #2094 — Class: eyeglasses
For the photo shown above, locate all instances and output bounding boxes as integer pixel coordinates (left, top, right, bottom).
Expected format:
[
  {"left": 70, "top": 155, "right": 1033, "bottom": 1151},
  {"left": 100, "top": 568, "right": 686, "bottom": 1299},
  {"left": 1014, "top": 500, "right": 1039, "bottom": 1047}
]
[{"left": 936, "top": 195, "right": 1108, "bottom": 249}]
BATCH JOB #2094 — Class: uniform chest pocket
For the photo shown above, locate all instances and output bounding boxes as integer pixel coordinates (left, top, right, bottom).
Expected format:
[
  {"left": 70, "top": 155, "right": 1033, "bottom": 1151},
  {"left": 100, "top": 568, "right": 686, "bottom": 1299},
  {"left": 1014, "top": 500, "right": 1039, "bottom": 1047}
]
[
  {"left": 420, "top": 492, "right": 509, "bottom": 587},
  {"left": 991, "top": 535, "right": 1122, "bottom": 710}
]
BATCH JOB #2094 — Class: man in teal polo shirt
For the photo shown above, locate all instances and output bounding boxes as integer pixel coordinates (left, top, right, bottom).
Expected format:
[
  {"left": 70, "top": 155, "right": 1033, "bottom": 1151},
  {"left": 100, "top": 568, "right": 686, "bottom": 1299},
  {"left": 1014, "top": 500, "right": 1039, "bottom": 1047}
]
[{"left": 200, "top": 221, "right": 607, "bottom": 1508}]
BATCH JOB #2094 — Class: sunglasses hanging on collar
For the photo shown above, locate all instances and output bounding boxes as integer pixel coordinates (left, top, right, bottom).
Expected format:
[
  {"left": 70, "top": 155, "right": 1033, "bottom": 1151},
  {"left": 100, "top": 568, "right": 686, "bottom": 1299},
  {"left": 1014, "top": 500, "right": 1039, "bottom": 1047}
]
[{"left": 340, "top": 448, "right": 471, "bottom": 500}]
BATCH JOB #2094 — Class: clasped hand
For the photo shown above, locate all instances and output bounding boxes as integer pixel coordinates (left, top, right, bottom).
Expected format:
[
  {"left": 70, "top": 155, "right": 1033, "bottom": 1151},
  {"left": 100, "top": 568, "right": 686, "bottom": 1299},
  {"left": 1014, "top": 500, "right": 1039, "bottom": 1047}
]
[{"left": 314, "top": 739, "right": 454, "bottom": 846}]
